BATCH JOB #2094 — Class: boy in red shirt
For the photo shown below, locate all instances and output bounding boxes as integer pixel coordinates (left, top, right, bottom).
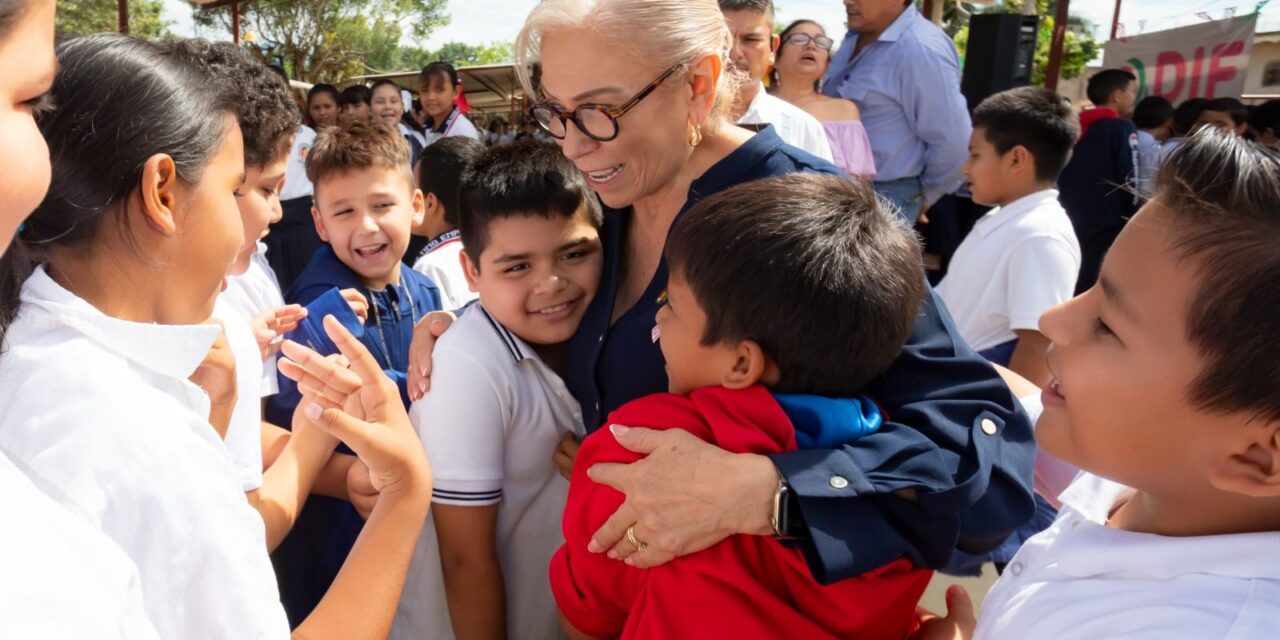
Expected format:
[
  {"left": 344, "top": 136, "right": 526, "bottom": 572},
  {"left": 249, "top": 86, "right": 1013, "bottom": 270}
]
[{"left": 552, "top": 173, "right": 934, "bottom": 639}]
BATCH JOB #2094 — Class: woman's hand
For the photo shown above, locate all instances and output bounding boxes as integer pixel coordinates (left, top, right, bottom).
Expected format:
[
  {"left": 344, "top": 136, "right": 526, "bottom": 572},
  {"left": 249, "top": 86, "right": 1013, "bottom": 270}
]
[
  {"left": 585, "top": 426, "right": 778, "bottom": 568},
  {"left": 913, "top": 586, "right": 977, "bottom": 640},
  {"left": 339, "top": 288, "right": 370, "bottom": 324},
  {"left": 190, "top": 320, "right": 237, "bottom": 439},
  {"left": 278, "top": 315, "right": 430, "bottom": 501},
  {"left": 250, "top": 304, "right": 308, "bottom": 360},
  {"left": 406, "top": 310, "right": 456, "bottom": 400}
]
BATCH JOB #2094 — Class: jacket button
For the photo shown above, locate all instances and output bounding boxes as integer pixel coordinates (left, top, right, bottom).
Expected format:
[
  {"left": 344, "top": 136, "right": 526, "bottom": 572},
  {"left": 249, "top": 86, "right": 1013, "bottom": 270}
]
[
  {"left": 981, "top": 418, "right": 998, "bottom": 435},
  {"left": 829, "top": 476, "right": 849, "bottom": 489}
]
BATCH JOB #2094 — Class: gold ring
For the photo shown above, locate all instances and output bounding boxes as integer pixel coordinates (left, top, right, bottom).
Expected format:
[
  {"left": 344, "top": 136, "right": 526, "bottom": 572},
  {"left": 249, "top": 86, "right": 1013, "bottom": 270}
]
[{"left": 625, "top": 525, "right": 648, "bottom": 553}]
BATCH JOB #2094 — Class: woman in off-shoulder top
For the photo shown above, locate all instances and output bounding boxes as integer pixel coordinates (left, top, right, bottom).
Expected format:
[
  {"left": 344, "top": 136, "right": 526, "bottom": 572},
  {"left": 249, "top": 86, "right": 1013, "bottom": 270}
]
[{"left": 771, "top": 19, "right": 876, "bottom": 178}]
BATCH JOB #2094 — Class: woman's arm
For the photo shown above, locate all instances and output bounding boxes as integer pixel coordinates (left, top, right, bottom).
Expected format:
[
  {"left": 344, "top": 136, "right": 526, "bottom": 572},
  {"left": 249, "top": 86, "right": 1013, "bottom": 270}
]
[{"left": 434, "top": 504, "right": 506, "bottom": 640}]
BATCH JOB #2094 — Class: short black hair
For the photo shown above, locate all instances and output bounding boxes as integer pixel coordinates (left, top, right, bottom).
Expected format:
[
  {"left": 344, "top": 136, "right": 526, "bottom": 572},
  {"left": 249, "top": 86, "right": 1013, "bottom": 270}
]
[
  {"left": 1086, "top": 68, "right": 1136, "bottom": 106},
  {"left": 1202, "top": 97, "right": 1247, "bottom": 125},
  {"left": 162, "top": 38, "right": 300, "bottom": 168},
  {"left": 419, "top": 61, "right": 460, "bottom": 89},
  {"left": 1154, "top": 127, "right": 1280, "bottom": 422},
  {"left": 459, "top": 140, "right": 602, "bottom": 264},
  {"left": 308, "top": 83, "right": 339, "bottom": 106},
  {"left": 340, "top": 84, "right": 371, "bottom": 107},
  {"left": 1172, "top": 97, "right": 1209, "bottom": 136},
  {"left": 972, "top": 86, "right": 1079, "bottom": 182},
  {"left": 666, "top": 173, "right": 925, "bottom": 396},
  {"left": 718, "top": 0, "right": 774, "bottom": 14},
  {"left": 417, "top": 136, "right": 486, "bottom": 227},
  {"left": 1133, "top": 95, "right": 1174, "bottom": 130},
  {"left": 1249, "top": 99, "right": 1280, "bottom": 137}
]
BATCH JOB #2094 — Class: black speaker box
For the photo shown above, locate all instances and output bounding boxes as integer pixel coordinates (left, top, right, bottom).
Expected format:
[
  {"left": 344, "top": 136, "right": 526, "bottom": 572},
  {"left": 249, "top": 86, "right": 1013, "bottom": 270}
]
[{"left": 961, "top": 14, "right": 1039, "bottom": 111}]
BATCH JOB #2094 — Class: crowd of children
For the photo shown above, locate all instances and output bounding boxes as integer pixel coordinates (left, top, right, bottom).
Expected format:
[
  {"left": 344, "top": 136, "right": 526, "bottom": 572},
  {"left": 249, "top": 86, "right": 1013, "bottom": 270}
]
[{"left": 3, "top": 0, "right": 1280, "bottom": 637}]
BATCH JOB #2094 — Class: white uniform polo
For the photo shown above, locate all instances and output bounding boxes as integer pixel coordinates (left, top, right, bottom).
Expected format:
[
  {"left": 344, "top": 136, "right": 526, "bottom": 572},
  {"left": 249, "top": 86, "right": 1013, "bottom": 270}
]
[
  {"left": 0, "top": 267, "right": 290, "bottom": 639},
  {"left": 738, "top": 83, "right": 836, "bottom": 162},
  {"left": 394, "top": 303, "right": 584, "bottom": 640}
]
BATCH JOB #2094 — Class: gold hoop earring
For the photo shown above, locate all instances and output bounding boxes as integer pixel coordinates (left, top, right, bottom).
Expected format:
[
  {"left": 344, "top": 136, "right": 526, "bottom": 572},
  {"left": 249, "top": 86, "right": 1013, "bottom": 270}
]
[{"left": 688, "top": 123, "right": 704, "bottom": 147}]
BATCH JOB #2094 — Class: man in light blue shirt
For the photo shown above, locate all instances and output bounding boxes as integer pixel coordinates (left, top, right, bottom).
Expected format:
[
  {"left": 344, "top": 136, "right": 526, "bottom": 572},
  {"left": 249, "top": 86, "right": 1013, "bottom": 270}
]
[{"left": 823, "top": 0, "right": 971, "bottom": 221}]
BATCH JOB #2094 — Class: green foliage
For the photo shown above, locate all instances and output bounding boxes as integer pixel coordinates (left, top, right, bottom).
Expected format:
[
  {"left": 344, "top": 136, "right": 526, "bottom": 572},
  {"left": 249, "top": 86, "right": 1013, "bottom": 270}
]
[
  {"left": 55, "top": 0, "right": 171, "bottom": 41},
  {"left": 194, "top": 0, "right": 449, "bottom": 82},
  {"left": 951, "top": 0, "right": 1100, "bottom": 84}
]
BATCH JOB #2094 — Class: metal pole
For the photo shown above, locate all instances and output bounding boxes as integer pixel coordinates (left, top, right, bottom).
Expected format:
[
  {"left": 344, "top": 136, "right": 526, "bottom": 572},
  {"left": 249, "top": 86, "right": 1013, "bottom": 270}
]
[
  {"left": 231, "top": 1, "right": 241, "bottom": 45},
  {"left": 118, "top": 0, "right": 129, "bottom": 34},
  {"left": 1045, "top": 0, "right": 1071, "bottom": 90},
  {"left": 1109, "top": 0, "right": 1123, "bottom": 40}
]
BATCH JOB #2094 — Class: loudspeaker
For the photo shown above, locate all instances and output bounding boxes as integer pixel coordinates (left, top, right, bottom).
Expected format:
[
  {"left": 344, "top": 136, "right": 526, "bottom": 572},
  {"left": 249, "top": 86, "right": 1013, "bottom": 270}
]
[{"left": 961, "top": 14, "right": 1039, "bottom": 111}]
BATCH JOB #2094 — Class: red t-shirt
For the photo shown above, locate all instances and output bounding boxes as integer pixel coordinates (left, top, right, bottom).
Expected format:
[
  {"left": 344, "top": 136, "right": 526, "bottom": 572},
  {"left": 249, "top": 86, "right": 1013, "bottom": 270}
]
[{"left": 550, "top": 385, "right": 932, "bottom": 639}]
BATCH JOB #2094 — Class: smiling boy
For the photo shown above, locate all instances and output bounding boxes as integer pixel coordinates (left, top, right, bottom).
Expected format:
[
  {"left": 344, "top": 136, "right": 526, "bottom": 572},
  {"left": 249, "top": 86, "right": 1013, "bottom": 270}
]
[{"left": 394, "top": 141, "right": 601, "bottom": 640}]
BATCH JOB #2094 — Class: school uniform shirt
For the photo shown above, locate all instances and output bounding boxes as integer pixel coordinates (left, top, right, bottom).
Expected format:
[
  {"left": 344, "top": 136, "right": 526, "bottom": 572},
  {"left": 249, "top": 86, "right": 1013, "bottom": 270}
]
[
  {"left": 552, "top": 385, "right": 931, "bottom": 639},
  {"left": 0, "top": 450, "right": 158, "bottom": 638},
  {"left": 563, "top": 124, "right": 1037, "bottom": 584},
  {"left": 738, "top": 83, "right": 835, "bottom": 162},
  {"left": 280, "top": 124, "right": 316, "bottom": 202},
  {"left": 423, "top": 108, "right": 482, "bottom": 148},
  {"left": 936, "top": 189, "right": 1081, "bottom": 352},
  {"left": 411, "top": 230, "right": 477, "bottom": 310},
  {"left": 1135, "top": 129, "right": 1161, "bottom": 199},
  {"left": 221, "top": 242, "right": 288, "bottom": 396},
  {"left": 394, "top": 304, "right": 583, "bottom": 640},
  {"left": 0, "top": 267, "right": 289, "bottom": 639},
  {"left": 975, "top": 473, "right": 1280, "bottom": 639},
  {"left": 212, "top": 296, "right": 267, "bottom": 491}
]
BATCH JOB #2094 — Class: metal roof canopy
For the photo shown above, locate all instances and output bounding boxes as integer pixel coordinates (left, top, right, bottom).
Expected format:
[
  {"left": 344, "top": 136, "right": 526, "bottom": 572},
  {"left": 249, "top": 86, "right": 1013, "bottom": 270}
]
[{"left": 347, "top": 64, "right": 527, "bottom": 114}]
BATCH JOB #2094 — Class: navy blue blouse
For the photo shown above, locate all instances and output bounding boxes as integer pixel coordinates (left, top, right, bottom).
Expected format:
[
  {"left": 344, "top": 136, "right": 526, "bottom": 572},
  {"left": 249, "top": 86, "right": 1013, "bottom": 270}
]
[{"left": 563, "top": 126, "right": 1037, "bottom": 583}]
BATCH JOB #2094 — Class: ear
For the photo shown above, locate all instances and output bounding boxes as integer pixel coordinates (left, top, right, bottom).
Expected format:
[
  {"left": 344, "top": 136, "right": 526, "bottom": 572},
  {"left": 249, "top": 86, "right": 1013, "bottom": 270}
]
[
  {"left": 720, "top": 338, "right": 769, "bottom": 390},
  {"left": 1008, "top": 145, "right": 1032, "bottom": 175},
  {"left": 769, "top": 33, "right": 780, "bottom": 63},
  {"left": 1209, "top": 422, "right": 1280, "bottom": 498},
  {"left": 460, "top": 248, "right": 481, "bottom": 293},
  {"left": 311, "top": 204, "right": 329, "bottom": 243},
  {"left": 410, "top": 188, "right": 426, "bottom": 228},
  {"left": 686, "top": 53, "right": 722, "bottom": 126},
  {"left": 422, "top": 192, "right": 440, "bottom": 221},
  {"left": 138, "top": 154, "right": 180, "bottom": 235}
]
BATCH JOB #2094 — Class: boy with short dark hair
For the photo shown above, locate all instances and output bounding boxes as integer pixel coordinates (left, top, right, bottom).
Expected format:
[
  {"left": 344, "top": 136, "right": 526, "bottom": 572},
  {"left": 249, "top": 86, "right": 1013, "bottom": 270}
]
[
  {"left": 410, "top": 135, "right": 486, "bottom": 308},
  {"left": 1132, "top": 95, "right": 1174, "bottom": 197},
  {"left": 931, "top": 127, "right": 1280, "bottom": 640},
  {"left": 1058, "top": 68, "right": 1141, "bottom": 294},
  {"left": 938, "top": 86, "right": 1079, "bottom": 387},
  {"left": 1196, "top": 96, "right": 1249, "bottom": 136},
  {"left": 1159, "top": 97, "right": 1209, "bottom": 159},
  {"left": 265, "top": 119, "right": 443, "bottom": 623},
  {"left": 1249, "top": 98, "right": 1280, "bottom": 147},
  {"left": 553, "top": 173, "right": 934, "bottom": 639},
  {"left": 396, "top": 141, "right": 603, "bottom": 640}
]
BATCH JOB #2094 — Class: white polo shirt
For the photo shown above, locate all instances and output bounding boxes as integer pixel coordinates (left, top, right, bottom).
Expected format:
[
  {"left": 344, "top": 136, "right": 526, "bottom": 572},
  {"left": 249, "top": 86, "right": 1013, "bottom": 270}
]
[
  {"left": 411, "top": 230, "right": 478, "bottom": 311},
  {"left": 279, "top": 124, "right": 315, "bottom": 202},
  {"left": 394, "top": 304, "right": 584, "bottom": 640},
  {"left": 738, "top": 83, "right": 835, "bottom": 162},
  {"left": 976, "top": 473, "right": 1280, "bottom": 639},
  {"left": 936, "top": 189, "right": 1081, "bottom": 352},
  {"left": 0, "top": 268, "right": 290, "bottom": 639},
  {"left": 0, "top": 451, "right": 158, "bottom": 638},
  {"left": 212, "top": 296, "right": 267, "bottom": 492}
]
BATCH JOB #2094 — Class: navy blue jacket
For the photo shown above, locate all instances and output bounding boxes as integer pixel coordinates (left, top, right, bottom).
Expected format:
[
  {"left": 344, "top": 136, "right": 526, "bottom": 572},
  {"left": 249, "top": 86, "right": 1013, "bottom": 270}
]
[
  {"left": 563, "top": 126, "right": 1036, "bottom": 584},
  {"left": 1058, "top": 116, "right": 1142, "bottom": 229}
]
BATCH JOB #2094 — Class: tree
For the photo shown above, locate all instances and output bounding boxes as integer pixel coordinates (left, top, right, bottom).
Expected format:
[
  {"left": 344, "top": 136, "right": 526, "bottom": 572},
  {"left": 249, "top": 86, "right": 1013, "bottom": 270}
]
[
  {"left": 952, "top": 0, "right": 1100, "bottom": 85},
  {"left": 55, "top": 0, "right": 171, "bottom": 41},
  {"left": 429, "top": 41, "right": 514, "bottom": 67},
  {"left": 195, "top": 0, "right": 449, "bottom": 82}
]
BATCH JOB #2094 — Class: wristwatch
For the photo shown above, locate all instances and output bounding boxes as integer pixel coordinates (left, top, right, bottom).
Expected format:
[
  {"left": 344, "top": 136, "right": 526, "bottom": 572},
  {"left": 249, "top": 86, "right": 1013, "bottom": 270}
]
[{"left": 770, "top": 476, "right": 806, "bottom": 540}]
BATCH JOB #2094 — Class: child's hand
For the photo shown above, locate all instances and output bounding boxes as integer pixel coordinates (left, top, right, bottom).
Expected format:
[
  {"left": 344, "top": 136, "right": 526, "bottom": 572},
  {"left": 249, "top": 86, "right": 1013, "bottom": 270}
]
[
  {"left": 281, "top": 315, "right": 431, "bottom": 501},
  {"left": 913, "top": 586, "right": 977, "bottom": 640},
  {"left": 554, "top": 432, "right": 580, "bottom": 481},
  {"left": 407, "top": 310, "right": 456, "bottom": 400},
  {"left": 250, "top": 304, "right": 308, "bottom": 360},
  {"left": 347, "top": 459, "right": 380, "bottom": 520},
  {"left": 190, "top": 320, "right": 238, "bottom": 439},
  {"left": 339, "top": 288, "right": 370, "bottom": 324}
]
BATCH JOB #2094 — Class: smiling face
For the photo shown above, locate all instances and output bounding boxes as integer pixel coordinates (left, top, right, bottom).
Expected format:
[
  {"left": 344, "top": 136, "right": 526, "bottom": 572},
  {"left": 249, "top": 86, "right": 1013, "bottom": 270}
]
[
  {"left": 418, "top": 72, "right": 458, "bottom": 124},
  {"left": 311, "top": 165, "right": 424, "bottom": 289},
  {"left": 462, "top": 205, "right": 602, "bottom": 346},
  {"left": 230, "top": 148, "right": 289, "bottom": 275},
  {"left": 538, "top": 28, "right": 698, "bottom": 210},
  {"left": 1036, "top": 203, "right": 1229, "bottom": 495},
  {"left": 723, "top": 8, "right": 775, "bottom": 85},
  {"left": 371, "top": 84, "right": 405, "bottom": 128},
  {"left": 774, "top": 21, "right": 830, "bottom": 84},
  {"left": 0, "top": 0, "right": 56, "bottom": 251}
]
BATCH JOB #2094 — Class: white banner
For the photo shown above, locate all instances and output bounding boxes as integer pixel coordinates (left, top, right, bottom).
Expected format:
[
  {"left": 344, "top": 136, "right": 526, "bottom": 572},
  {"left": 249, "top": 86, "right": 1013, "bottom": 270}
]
[{"left": 1102, "top": 15, "right": 1258, "bottom": 102}]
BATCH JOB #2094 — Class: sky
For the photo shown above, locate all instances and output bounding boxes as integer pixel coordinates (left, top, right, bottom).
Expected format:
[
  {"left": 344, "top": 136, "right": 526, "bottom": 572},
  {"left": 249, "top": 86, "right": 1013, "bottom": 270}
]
[{"left": 164, "top": 0, "right": 1280, "bottom": 55}]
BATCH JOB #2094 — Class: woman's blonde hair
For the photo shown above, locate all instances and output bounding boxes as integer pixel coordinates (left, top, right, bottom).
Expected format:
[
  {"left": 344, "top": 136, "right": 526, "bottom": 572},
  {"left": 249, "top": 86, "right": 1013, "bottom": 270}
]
[{"left": 514, "top": 0, "right": 744, "bottom": 129}]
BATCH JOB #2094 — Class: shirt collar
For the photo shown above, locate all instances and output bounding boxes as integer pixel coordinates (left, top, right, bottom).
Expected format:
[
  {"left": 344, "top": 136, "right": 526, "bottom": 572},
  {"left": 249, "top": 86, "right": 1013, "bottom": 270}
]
[
  {"left": 1053, "top": 474, "right": 1280, "bottom": 581},
  {"left": 477, "top": 304, "right": 528, "bottom": 363},
  {"left": 972, "top": 189, "right": 1059, "bottom": 238},
  {"left": 20, "top": 266, "right": 220, "bottom": 380},
  {"left": 742, "top": 82, "right": 769, "bottom": 119}
]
